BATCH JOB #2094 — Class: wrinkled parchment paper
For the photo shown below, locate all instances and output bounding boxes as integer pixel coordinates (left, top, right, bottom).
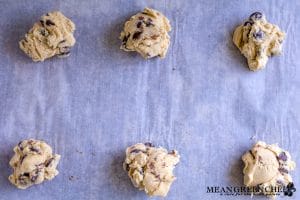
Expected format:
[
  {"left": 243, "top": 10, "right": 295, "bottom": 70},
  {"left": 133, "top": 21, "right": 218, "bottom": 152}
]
[{"left": 0, "top": 0, "right": 299, "bottom": 199}]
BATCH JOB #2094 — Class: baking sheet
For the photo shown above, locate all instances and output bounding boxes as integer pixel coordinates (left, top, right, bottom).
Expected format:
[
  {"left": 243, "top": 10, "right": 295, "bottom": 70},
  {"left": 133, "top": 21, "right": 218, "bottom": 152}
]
[{"left": 0, "top": 0, "right": 299, "bottom": 199}]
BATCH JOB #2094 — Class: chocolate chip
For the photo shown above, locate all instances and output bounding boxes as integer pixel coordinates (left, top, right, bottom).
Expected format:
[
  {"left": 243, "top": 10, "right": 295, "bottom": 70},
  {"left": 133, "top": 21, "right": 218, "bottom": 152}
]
[
  {"left": 46, "top": 20, "right": 55, "bottom": 26},
  {"left": 145, "top": 19, "right": 154, "bottom": 27},
  {"left": 169, "top": 150, "right": 176, "bottom": 155},
  {"left": 59, "top": 46, "right": 71, "bottom": 57},
  {"left": 151, "top": 35, "right": 159, "bottom": 40},
  {"left": 122, "top": 34, "right": 130, "bottom": 45},
  {"left": 243, "top": 21, "right": 254, "bottom": 26},
  {"left": 144, "top": 142, "right": 154, "bottom": 147},
  {"left": 45, "top": 158, "right": 54, "bottom": 167},
  {"left": 279, "top": 167, "right": 289, "bottom": 174},
  {"left": 40, "top": 29, "right": 46, "bottom": 36},
  {"left": 125, "top": 164, "right": 130, "bottom": 171},
  {"left": 23, "top": 173, "right": 30, "bottom": 177},
  {"left": 31, "top": 175, "right": 38, "bottom": 182},
  {"left": 278, "top": 152, "right": 288, "bottom": 161},
  {"left": 20, "top": 155, "right": 27, "bottom": 164},
  {"left": 149, "top": 162, "right": 155, "bottom": 169},
  {"left": 58, "top": 51, "right": 70, "bottom": 57},
  {"left": 46, "top": 13, "right": 49, "bottom": 16},
  {"left": 138, "top": 16, "right": 144, "bottom": 20},
  {"left": 136, "top": 21, "right": 142, "bottom": 28},
  {"left": 253, "top": 30, "right": 264, "bottom": 39},
  {"left": 132, "top": 31, "right": 142, "bottom": 40},
  {"left": 249, "top": 12, "right": 263, "bottom": 21},
  {"left": 59, "top": 39, "right": 66, "bottom": 44},
  {"left": 249, "top": 150, "right": 255, "bottom": 159},
  {"left": 18, "top": 141, "right": 24, "bottom": 150},
  {"left": 30, "top": 147, "right": 40, "bottom": 153},
  {"left": 40, "top": 20, "right": 44, "bottom": 26},
  {"left": 130, "top": 149, "right": 142, "bottom": 154}
]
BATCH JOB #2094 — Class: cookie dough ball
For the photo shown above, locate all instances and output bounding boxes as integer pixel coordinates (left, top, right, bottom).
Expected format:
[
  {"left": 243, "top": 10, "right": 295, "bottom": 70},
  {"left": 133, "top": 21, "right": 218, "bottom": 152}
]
[
  {"left": 120, "top": 8, "right": 171, "bottom": 59},
  {"left": 19, "top": 11, "right": 76, "bottom": 62},
  {"left": 123, "top": 143, "right": 180, "bottom": 197},
  {"left": 233, "top": 12, "right": 285, "bottom": 71},
  {"left": 242, "top": 141, "right": 296, "bottom": 197},
  {"left": 9, "top": 139, "right": 61, "bottom": 189}
]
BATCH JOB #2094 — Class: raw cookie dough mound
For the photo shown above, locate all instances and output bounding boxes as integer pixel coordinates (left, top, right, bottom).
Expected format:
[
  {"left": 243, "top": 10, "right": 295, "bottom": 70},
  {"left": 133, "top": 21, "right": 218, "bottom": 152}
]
[
  {"left": 120, "top": 8, "right": 171, "bottom": 59},
  {"left": 9, "top": 139, "right": 61, "bottom": 189},
  {"left": 242, "top": 141, "right": 296, "bottom": 197},
  {"left": 123, "top": 143, "right": 180, "bottom": 197},
  {"left": 19, "top": 11, "right": 76, "bottom": 62},
  {"left": 233, "top": 12, "right": 285, "bottom": 71}
]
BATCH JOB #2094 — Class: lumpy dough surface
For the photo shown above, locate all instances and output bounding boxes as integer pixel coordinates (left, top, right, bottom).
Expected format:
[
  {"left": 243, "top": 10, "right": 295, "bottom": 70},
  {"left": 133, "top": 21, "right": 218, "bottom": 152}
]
[
  {"left": 123, "top": 143, "right": 180, "bottom": 197},
  {"left": 233, "top": 12, "right": 285, "bottom": 71},
  {"left": 120, "top": 8, "right": 171, "bottom": 59},
  {"left": 19, "top": 11, "right": 76, "bottom": 62},
  {"left": 9, "top": 139, "right": 61, "bottom": 189},
  {"left": 242, "top": 141, "right": 296, "bottom": 197}
]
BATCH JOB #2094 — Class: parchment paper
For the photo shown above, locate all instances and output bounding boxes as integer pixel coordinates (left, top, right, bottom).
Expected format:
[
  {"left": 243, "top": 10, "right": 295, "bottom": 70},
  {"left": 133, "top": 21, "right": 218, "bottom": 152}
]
[{"left": 0, "top": 0, "right": 299, "bottom": 199}]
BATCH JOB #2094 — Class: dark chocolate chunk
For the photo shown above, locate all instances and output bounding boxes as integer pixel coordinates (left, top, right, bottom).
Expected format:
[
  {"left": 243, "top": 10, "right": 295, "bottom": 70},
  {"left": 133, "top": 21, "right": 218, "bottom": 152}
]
[
  {"left": 253, "top": 30, "right": 264, "bottom": 39},
  {"left": 23, "top": 173, "right": 30, "bottom": 177},
  {"left": 249, "top": 12, "right": 263, "bottom": 21},
  {"left": 132, "top": 31, "right": 142, "bottom": 40},
  {"left": 20, "top": 155, "right": 27, "bottom": 164},
  {"left": 249, "top": 150, "right": 255, "bottom": 159},
  {"left": 151, "top": 35, "right": 159, "bottom": 40},
  {"left": 58, "top": 51, "right": 70, "bottom": 57},
  {"left": 144, "top": 142, "right": 154, "bottom": 147},
  {"left": 40, "top": 29, "right": 46, "bottom": 36},
  {"left": 40, "top": 20, "right": 44, "bottom": 26},
  {"left": 46, "top": 19, "right": 55, "bottom": 26},
  {"left": 278, "top": 152, "right": 288, "bottom": 161},
  {"left": 31, "top": 175, "right": 38, "bottom": 182},
  {"left": 45, "top": 158, "right": 54, "bottom": 167},
  {"left": 130, "top": 149, "right": 142, "bottom": 154},
  {"left": 279, "top": 167, "right": 289, "bottom": 174},
  {"left": 18, "top": 141, "right": 24, "bottom": 150},
  {"left": 136, "top": 21, "right": 142, "bottom": 28},
  {"left": 122, "top": 34, "right": 130, "bottom": 45},
  {"left": 30, "top": 147, "right": 40, "bottom": 153},
  {"left": 145, "top": 19, "right": 154, "bottom": 27},
  {"left": 149, "top": 162, "right": 155, "bottom": 169},
  {"left": 59, "top": 46, "right": 71, "bottom": 56},
  {"left": 168, "top": 150, "right": 176, "bottom": 155},
  {"left": 125, "top": 164, "right": 130, "bottom": 171},
  {"left": 243, "top": 21, "right": 254, "bottom": 26}
]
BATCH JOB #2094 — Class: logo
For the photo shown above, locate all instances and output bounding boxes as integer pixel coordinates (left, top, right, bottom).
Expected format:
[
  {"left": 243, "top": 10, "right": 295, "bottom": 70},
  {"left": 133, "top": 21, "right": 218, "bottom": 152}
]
[
  {"left": 206, "top": 184, "right": 296, "bottom": 197},
  {"left": 283, "top": 183, "right": 296, "bottom": 197}
]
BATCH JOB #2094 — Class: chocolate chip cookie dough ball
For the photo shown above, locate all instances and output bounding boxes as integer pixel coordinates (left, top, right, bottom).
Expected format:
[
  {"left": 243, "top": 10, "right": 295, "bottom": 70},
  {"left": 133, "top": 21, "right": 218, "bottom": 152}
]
[
  {"left": 123, "top": 143, "right": 180, "bottom": 197},
  {"left": 120, "top": 8, "right": 171, "bottom": 59},
  {"left": 233, "top": 12, "right": 285, "bottom": 71},
  {"left": 19, "top": 11, "right": 76, "bottom": 62},
  {"left": 9, "top": 139, "right": 61, "bottom": 189},
  {"left": 242, "top": 141, "right": 296, "bottom": 197}
]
